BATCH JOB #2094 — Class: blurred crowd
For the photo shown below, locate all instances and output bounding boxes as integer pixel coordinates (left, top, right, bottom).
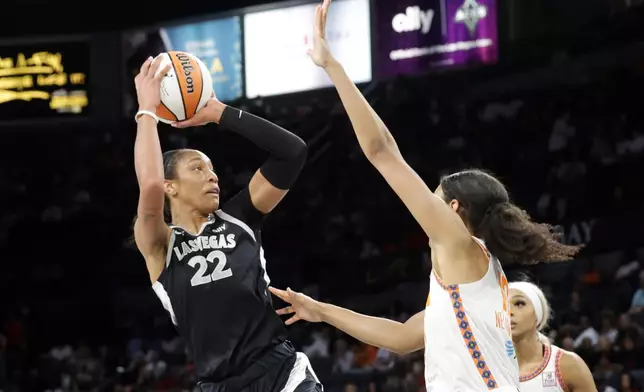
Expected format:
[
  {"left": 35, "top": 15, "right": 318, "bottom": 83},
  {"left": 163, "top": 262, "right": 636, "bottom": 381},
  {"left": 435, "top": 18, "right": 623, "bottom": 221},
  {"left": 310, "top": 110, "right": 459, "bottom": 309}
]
[{"left": 2, "top": 39, "right": 644, "bottom": 392}]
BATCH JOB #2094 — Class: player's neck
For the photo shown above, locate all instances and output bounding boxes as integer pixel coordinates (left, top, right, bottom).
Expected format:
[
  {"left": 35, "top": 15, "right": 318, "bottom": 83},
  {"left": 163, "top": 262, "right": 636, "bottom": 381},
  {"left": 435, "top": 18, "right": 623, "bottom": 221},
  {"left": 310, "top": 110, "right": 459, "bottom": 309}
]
[
  {"left": 171, "top": 208, "right": 212, "bottom": 235},
  {"left": 514, "top": 332, "right": 544, "bottom": 368}
]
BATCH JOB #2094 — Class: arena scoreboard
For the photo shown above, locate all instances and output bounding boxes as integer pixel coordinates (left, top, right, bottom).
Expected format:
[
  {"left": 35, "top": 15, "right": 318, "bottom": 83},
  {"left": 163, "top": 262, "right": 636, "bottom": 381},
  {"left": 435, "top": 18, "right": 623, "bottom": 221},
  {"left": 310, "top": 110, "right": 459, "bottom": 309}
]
[{"left": 0, "top": 41, "right": 90, "bottom": 122}]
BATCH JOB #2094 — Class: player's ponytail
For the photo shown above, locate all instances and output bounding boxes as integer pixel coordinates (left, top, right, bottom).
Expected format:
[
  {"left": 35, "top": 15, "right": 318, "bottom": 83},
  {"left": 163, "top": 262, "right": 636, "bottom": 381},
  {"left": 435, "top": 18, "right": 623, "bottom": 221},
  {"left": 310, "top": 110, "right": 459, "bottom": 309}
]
[
  {"left": 476, "top": 202, "right": 580, "bottom": 265},
  {"left": 440, "top": 169, "right": 581, "bottom": 266}
]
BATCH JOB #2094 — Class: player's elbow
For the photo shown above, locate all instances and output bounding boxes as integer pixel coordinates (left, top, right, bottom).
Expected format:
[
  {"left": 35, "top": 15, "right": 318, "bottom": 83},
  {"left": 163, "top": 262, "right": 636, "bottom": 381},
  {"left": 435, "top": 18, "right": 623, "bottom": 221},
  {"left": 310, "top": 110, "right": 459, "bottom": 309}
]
[
  {"left": 291, "top": 136, "right": 307, "bottom": 158},
  {"left": 387, "top": 328, "right": 424, "bottom": 355},
  {"left": 390, "top": 341, "right": 423, "bottom": 356},
  {"left": 361, "top": 138, "right": 388, "bottom": 161}
]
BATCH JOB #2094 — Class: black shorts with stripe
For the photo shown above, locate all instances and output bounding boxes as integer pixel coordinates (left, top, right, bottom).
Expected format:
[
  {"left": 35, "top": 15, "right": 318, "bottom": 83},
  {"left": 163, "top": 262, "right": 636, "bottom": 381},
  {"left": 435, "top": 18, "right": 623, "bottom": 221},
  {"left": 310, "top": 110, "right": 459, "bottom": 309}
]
[{"left": 198, "top": 341, "right": 322, "bottom": 392}]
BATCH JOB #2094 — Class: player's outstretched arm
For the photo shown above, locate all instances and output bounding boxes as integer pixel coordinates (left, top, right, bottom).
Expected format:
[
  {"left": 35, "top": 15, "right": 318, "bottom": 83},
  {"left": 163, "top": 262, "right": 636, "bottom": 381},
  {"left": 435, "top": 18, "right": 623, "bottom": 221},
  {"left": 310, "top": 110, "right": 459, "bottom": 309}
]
[
  {"left": 307, "top": 0, "right": 472, "bottom": 251},
  {"left": 132, "top": 56, "right": 172, "bottom": 283},
  {"left": 269, "top": 287, "right": 424, "bottom": 355},
  {"left": 173, "top": 99, "right": 307, "bottom": 215}
]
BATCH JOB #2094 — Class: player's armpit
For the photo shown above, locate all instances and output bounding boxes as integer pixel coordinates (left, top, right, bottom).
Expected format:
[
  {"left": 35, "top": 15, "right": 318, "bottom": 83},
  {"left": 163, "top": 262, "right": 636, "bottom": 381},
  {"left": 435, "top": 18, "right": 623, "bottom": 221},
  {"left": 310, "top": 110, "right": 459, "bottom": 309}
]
[
  {"left": 559, "top": 351, "right": 597, "bottom": 392},
  {"left": 133, "top": 211, "right": 169, "bottom": 283}
]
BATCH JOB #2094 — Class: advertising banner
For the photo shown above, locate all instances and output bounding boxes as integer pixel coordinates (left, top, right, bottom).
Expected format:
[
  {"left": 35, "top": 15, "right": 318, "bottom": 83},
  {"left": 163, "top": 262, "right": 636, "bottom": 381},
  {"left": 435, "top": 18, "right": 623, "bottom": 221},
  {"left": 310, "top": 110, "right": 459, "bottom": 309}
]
[{"left": 374, "top": 0, "right": 498, "bottom": 77}]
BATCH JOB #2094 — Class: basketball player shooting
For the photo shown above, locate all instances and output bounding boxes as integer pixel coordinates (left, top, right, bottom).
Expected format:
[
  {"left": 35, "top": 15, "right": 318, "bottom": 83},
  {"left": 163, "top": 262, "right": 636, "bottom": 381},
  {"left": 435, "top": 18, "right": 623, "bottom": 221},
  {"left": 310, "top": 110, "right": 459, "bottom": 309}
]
[
  {"left": 132, "top": 56, "right": 322, "bottom": 392},
  {"left": 509, "top": 282, "right": 595, "bottom": 391},
  {"left": 271, "top": 1, "right": 580, "bottom": 391}
]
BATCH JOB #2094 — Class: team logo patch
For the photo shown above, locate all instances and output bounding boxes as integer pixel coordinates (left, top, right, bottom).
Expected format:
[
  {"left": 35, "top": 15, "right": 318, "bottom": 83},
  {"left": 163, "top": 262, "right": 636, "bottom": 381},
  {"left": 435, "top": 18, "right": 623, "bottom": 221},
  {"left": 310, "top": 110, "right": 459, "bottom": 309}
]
[
  {"left": 504, "top": 340, "right": 515, "bottom": 359},
  {"left": 542, "top": 371, "right": 556, "bottom": 387}
]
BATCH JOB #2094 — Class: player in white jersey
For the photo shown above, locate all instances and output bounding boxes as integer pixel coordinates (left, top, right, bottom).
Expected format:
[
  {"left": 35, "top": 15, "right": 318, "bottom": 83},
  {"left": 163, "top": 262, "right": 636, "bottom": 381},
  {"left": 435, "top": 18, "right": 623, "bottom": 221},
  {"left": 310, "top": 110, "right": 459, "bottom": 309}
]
[
  {"left": 270, "top": 1, "right": 580, "bottom": 391},
  {"left": 510, "top": 282, "right": 596, "bottom": 392}
]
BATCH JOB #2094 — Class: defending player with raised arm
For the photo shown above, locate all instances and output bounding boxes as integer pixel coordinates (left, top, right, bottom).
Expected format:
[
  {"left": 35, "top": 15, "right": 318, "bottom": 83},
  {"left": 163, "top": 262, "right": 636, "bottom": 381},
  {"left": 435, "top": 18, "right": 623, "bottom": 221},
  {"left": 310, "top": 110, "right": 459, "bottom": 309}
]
[
  {"left": 280, "top": 1, "right": 581, "bottom": 391},
  {"left": 132, "top": 56, "right": 322, "bottom": 392}
]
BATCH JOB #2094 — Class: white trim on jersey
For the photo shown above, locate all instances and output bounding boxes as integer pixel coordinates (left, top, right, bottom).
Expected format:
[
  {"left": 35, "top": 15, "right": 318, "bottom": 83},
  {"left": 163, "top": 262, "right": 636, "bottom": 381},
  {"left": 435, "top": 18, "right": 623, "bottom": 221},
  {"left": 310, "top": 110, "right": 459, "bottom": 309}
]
[
  {"left": 214, "top": 209, "right": 271, "bottom": 287},
  {"left": 152, "top": 281, "right": 178, "bottom": 325},
  {"left": 165, "top": 229, "right": 176, "bottom": 268},
  {"left": 281, "top": 353, "right": 321, "bottom": 392},
  {"left": 214, "top": 210, "right": 256, "bottom": 241},
  {"left": 168, "top": 215, "right": 215, "bottom": 237},
  {"left": 259, "top": 246, "right": 270, "bottom": 287}
]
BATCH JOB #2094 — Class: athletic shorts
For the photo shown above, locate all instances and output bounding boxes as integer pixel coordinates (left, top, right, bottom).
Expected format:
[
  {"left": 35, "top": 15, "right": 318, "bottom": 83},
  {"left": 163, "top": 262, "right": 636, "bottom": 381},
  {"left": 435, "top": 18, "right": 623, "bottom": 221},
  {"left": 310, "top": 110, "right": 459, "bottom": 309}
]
[{"left": 198, "top": 341, "right": 322, "bottom": 392}]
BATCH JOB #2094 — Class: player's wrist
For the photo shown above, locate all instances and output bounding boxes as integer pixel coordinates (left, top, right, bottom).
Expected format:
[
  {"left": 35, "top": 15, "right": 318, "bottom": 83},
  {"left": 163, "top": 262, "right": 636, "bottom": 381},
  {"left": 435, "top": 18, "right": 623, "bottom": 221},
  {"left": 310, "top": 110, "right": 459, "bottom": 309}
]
[
  {"left": 316, "top": 301, "right": 330, "bottom": 322},
  {"left": 135, "top": 110, "right": 160, "bottom": 124},
  {"left": 208, "top": 100, "right": 227, "bottom": 124},
  {"left": 323, "top": 58, "right": 341, "bottom": 72},
  {"left": 138, "top": 105, "right": 158, "bottom": 114}
]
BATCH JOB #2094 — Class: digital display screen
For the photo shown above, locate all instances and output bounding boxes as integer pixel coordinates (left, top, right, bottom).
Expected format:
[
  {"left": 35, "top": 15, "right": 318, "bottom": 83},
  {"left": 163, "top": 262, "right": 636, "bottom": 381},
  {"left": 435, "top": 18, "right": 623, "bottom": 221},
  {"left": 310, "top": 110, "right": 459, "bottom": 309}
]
[
  {"left": 244, "top": 0, "right": 372, "bottom": 98},
  {"left": 0, "top": 41, "right": 90, "bottom": 122}
]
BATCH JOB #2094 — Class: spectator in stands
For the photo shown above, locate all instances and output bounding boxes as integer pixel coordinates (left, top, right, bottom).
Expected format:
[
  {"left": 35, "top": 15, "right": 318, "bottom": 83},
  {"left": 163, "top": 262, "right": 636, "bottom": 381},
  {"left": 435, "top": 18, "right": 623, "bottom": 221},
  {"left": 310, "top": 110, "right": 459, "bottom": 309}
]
[{"left": 630, "top": 271, "right": 644, "bottom": 312}]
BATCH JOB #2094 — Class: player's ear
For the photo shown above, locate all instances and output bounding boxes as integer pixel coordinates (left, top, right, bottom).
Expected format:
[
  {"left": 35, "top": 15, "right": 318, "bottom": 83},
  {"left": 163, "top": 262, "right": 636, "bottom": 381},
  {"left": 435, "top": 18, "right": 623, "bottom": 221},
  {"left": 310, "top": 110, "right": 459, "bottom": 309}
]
[{"left": 164, "top": 179, "right": 178, "bottom": 197}]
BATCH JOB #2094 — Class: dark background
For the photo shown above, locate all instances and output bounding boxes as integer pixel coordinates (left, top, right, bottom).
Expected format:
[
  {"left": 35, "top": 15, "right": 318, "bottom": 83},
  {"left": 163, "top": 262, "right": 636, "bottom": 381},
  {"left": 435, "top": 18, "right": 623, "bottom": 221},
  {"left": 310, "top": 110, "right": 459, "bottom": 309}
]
[{"left": 1, "top": 0, "right": 644, "bottom": 391}]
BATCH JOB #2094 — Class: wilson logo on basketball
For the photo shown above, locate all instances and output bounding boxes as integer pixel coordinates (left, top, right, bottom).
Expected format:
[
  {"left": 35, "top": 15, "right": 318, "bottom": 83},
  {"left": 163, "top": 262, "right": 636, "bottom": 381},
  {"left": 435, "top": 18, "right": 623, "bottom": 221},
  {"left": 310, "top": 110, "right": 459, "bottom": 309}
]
[
  {"left": 155, "top": 51, "right": 213, "bottom": 124},
  {"left": 174, "top": 52, "right": 196, "bottom": 94}
]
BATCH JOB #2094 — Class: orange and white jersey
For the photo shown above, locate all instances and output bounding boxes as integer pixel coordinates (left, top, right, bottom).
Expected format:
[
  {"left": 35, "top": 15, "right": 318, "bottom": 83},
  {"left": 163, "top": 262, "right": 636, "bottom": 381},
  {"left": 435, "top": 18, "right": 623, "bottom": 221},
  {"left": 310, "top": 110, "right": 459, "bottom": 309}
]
[
  {"left": 520, "top": 344, "right": 568, "bottom": 392},
  {"left": 424, "top": 238, "right": 519, "bottom": 392}
]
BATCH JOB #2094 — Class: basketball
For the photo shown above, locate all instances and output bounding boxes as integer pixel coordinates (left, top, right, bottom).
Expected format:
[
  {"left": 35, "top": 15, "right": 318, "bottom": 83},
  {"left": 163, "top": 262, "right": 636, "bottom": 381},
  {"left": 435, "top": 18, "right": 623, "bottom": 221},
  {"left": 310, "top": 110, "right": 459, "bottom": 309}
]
[{"left": 154, "top": 51, "right": 213, "bottom": 124}]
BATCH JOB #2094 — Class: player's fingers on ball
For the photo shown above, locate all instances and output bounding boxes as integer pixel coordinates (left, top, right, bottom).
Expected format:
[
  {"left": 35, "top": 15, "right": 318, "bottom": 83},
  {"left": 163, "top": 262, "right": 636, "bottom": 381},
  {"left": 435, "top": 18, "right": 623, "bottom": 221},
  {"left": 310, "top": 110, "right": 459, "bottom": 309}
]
[
  {"left": 171, "top": 119, "right": 195, "bottom": 129},
  {"left": 154, "top": 64, "right": 171, "bottom": 82},
  {"left": 140, "top": 56, "right": 153, "bottom": 77},
  {"left": 148, "top": 56, "right": 164, "bottom": 78}
]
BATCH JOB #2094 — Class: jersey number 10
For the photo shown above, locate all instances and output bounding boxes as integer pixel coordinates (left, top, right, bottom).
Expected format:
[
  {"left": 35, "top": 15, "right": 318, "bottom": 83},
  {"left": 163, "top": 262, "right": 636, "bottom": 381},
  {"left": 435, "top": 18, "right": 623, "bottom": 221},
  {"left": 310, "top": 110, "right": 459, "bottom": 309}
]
[{"left": 188, "top": 250, "right": 233, "bottom": 287}]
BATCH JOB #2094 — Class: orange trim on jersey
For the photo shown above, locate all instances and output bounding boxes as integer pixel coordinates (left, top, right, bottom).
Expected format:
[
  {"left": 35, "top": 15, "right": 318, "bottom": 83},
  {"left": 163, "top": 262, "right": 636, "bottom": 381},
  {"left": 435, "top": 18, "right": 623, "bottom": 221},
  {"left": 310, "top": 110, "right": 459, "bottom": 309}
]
[
  {"left": 473, "top": 237, "right": 491, "bottom": 260},
  {"left": 554, "top": 349, "right": 570, "bottom": 392},
  {"left": 519, "top": 344, "right": 551, "bottom": 382},
  {"left": 447, "top": 285, "right": 499, "bottom": 390},
  {"left": 426, "top": 292, "right": 431, "bottom": 307}
]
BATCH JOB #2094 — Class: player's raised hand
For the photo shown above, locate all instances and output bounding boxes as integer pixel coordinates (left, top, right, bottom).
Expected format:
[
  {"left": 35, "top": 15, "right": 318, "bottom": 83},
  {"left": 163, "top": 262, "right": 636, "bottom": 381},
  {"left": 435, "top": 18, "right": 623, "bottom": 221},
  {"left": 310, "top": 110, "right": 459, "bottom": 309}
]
[
  {"left": 307, "top": 0, "right": 338, "bottom": 69},
  {"left": 269, "top": 287, "right": 323, "bottom": 325},
  {"left": 134, "top": 56, "right": 171, "bottom": 112},
  {"left": 171, "top": 94, "right": 224, "bottom": 129}
]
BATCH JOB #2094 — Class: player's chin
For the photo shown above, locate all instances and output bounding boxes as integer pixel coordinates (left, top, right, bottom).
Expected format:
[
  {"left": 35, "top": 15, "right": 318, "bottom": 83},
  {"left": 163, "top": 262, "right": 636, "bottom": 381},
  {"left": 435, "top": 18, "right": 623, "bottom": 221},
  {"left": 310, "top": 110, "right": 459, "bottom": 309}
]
[
  {"left": 510, "top": 325, "right": 524, "bottom": 340},
  {"left": 201, "top": 197, "right": 220, "bottom": 213}
]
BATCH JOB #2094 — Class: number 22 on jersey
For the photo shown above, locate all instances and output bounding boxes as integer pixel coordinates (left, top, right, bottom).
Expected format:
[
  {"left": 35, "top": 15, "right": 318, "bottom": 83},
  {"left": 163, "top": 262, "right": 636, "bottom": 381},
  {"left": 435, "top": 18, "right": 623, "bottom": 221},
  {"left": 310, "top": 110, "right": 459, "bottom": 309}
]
[{"left": 188, "top": 250, "right": 233, "bottom": 287}]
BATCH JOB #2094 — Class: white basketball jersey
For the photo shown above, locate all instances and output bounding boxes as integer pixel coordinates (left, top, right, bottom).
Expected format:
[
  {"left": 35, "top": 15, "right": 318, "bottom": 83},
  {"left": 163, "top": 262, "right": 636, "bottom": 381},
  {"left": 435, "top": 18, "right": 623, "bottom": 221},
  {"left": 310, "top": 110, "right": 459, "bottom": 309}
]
[
  {"left": 520, "top": 344, "right": 567, "bottom": 392},
  {"left": 424, "top": 238, "right": 519, "bottom": 392}
]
